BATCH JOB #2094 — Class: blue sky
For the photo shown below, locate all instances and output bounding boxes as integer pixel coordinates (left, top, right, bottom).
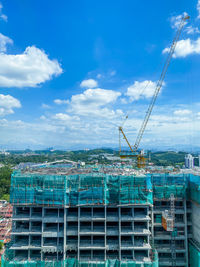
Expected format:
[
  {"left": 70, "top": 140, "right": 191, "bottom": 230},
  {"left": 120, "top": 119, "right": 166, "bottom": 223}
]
[{"left": 0, "top": 0, "right": 200, "bottom": 150}]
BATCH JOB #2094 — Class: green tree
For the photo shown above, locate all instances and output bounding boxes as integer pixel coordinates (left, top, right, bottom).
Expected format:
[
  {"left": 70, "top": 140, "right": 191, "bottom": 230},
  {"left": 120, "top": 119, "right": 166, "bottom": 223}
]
[
  {"left": 0, "top": 166, "right": 12, "bottom": 200},
  {"left": 0, "top": 241, "right": 3, "bottom": 250}
]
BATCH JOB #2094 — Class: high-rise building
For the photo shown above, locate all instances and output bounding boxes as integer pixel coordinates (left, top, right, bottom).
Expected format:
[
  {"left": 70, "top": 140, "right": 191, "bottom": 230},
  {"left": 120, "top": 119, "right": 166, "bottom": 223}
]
[
  {"left": 2, "top": 166, "right": 200, "bottom": 266},
  {"left": 185, "top": 154, "right": 194, "bottom": 169}
]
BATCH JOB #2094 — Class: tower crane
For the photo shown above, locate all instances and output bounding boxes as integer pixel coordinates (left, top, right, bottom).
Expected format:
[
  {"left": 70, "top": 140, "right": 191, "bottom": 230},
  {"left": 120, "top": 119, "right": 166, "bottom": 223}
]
[{"left": 119, "top": 15, "right": 190, "bottom": 168}]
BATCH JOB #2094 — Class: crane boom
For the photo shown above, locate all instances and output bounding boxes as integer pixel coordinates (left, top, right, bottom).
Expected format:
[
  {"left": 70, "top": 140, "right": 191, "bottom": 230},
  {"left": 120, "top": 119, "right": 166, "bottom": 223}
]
[
  {"left": 119, "top": 126, "right": 134, "bottom": 152},
  {"left": 133, "top": 15, "right": 189, "bottom": 151}
]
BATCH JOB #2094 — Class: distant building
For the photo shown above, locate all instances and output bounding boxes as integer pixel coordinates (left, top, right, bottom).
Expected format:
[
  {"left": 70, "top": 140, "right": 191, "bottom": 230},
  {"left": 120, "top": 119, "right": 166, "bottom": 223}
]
[
  {"left": 0, "top": 151, "right": 10, "bottom": 156},
  {"left": 185, "top": 154, "right": 194, "bottom": 169}
]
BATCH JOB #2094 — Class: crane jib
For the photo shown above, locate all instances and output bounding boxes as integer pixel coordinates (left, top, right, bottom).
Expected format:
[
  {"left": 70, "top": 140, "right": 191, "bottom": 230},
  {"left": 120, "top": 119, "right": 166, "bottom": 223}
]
[
  {"left": 133, "top": 16, "right": 189, "bottom": 151},
  {"left": 119, "top": 15, "right": 190, "bottom": 167}
]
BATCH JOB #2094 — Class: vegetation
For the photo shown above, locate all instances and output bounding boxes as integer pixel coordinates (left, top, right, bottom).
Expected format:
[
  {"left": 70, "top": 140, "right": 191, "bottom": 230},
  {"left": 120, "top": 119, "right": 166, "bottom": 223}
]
[
  {"left": 0, "top": 149, "right": 115, "bottom": 166},
  {"left": 0, "top": 166, "right": 12, "bottom": 201},
  {"left": 150, "top": 151, "right": 186, "bottom": 166}
]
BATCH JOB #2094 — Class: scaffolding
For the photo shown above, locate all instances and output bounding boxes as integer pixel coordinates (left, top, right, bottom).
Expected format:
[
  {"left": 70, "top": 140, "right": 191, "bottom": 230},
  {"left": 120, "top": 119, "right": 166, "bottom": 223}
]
[
  {"left": 5, "top": 170, "right": 200, "bottom": 267},
  {"left": 188, "top": 174, "right": 200, "bottom": 205},
  {"left": 10, "top": 171, "right": 193, "bottom": 207},
  {"left": 10, "top": 171, "right": 153, "bottom": 206},
  {"left": 151, "top": 174, "right": 188, "bottom": 200}
]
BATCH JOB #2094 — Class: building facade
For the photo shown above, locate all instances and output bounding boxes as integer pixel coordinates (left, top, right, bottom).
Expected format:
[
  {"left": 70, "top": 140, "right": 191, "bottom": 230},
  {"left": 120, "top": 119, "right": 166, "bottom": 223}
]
[
  {"left": 185, "top": 154, "right": 194, "bottom": 169},
  {"left": 2, "top": 167, "right": 200, "bottom": 266}
]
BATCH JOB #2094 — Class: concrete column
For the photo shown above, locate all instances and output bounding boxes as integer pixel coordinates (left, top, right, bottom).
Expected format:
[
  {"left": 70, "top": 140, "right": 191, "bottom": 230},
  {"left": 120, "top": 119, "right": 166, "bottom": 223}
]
[
  {"left": 63, "top": 207, "right": 66, "bottom": 261},
  {"left": 78, "top": 206, "right": 80, "bottom": 261},
  {"left": 57, "top": 209, "right": 59, "bottom": 261},
  {"left": 105, "top": 206, "right": 107, "bottom": 261},
  {"left": 132, "top": 207, "right": 134, "bottom": 260},
  {"left": 151, "top": 206, "right": 154, "bottom": 240},
  {"left": 28, "top": 208, "right": 31, "bottom": 260},
  {"left": 119, "top": 207, "right": 121, "bottom": 261},
  {"left": 149, "top": 206, "right": 154, "bottom": 260},
  {"left": 183, "top": 199, "right": 188, "bottom": 267},
  {"left": 41, "top": 207, "right": 44, "bottom": 261}
]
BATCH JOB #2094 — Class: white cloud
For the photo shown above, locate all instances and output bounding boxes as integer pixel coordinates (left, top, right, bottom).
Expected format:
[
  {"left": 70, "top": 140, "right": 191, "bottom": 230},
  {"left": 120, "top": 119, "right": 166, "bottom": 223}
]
[
  {"left": 41, "top": 103, "right": 51, "bottom": 109},
  {"left": 53, "top": 113, "right": 73, "bottom": 121},
  {"left": 163, "top": 38, "right": 200, "bottom": 58},
  {"left": 53, "top": 113, "right": 80, "bottom": 123},
  {"left": 1, "top": 102, "right": 200, "bottom": 150},
  {"left": 80, "top": 79, "right": 98, "bottom": 88},
  {"left": 54, "top": 99, "right": 69, "bottom": 105},
  {"left": 67, "top": 88, "right": 123, "bottom": 120},
  {"left": 0, "top": 14, "right": 7, "bottom": 22},
  {"left": 126, "top": 80, "right": 158, "bottom": 101},
  {"left": 0, "top": 94, "right": 21, "bottom": 116},
  {"left": 0, "top": 33, "right": 13, "bottom": 52},
  {"left": 0, "top": 46, "right": 62, "bottom": 88},
  {"left": 170, "top": 12, "right": 188, "bottom": 30},
  {"left": 185, "top": 26, "right": 200, "bottom": 35},
  {"left": 170, "top": 12, "right": 199, "bottom": 35},
  {"left": 0, "top": 3, "right": 7, "bottom": 22},
  {"left": 97, "top": 74, "right": 102, "bottom": 79},
  {"left": 40, "top": 115, "right": 46, "bottom": 120},
  {"left": 174, "top": 109, "right": 192, "bottom": 116},
  {"left": 67, "top": 88, "right": 121, "bottom": 117},
  {"left": 120, "top": 98, "right": 128, "bottom": 104},
  {"left": 197, "top": 0, "right": 200, "bottom": 19}
]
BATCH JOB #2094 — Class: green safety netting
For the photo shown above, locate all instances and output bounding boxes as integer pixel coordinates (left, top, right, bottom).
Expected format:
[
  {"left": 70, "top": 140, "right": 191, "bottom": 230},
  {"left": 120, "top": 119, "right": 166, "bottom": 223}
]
[
  {"left": 151, "top": 174, "right": 188, "bottom": 199},
  {"left": 11, "top": 171, "right": 200, "bottom": 206},
  {"left": 154, "top": 214, "right": 162, "bottom": 223},
  {"left": 188, "top": 175, "right": 200, "bottom": 205},
  {"left": 1, "top": 258, "right": 158, "bottom": 267},
  {"left": 10, "top": 171, "right": 200, "bottom": 207},
  {"left": 189, "top": 241, "right": 200, "bottom": 267},
  {"left": 2, "top": 243, "right": 158, "bottom": 267},
  {"left": 10, "top": 171, "right": 153, "bottom": 206}
]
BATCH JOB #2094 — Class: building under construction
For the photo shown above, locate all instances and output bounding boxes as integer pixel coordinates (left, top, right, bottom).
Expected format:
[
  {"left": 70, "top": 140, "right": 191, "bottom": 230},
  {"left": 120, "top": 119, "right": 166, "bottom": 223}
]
[
  {"left": 1, "top": 164, "right": 200, "bottom": 267},
  {"left": 1, "top": 13, "right": 195, "bottom": 267}
]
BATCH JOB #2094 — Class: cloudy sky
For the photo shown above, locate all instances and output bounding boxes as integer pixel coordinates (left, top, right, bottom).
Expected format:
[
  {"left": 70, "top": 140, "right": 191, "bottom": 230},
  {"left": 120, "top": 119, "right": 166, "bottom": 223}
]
[{"left": 0, "top": 0, "right": 199, "bottom": 150}]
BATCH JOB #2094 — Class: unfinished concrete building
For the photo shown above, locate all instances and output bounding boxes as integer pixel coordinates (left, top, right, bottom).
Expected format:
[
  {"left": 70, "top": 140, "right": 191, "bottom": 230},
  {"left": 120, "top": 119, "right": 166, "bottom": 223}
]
[{"left": 2, "top": 166, "right": 200, "bottom": 266}]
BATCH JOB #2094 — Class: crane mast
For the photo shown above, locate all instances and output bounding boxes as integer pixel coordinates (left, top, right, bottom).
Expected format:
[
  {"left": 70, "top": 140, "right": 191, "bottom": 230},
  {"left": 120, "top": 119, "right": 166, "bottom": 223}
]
[{"left": 119, "top": 15, "right": 190, "bottom": 167}]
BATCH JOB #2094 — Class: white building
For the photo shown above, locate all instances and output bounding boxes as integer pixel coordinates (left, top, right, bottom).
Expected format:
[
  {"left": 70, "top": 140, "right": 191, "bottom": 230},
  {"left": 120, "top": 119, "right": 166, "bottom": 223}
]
[{"left": 185, "top": 154, "right": 194, "bottom": 169}]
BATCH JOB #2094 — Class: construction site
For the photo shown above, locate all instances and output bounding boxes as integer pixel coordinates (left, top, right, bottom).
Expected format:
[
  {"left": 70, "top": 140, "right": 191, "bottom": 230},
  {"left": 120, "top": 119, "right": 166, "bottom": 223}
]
[
  {"left": 2, "top": 12, "right": 200, "bottom": 267},
  {"left": 0, "top": 164, "right": 199, "bottom": 266}
]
